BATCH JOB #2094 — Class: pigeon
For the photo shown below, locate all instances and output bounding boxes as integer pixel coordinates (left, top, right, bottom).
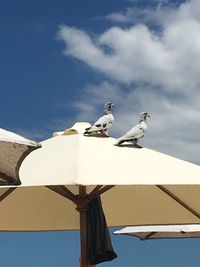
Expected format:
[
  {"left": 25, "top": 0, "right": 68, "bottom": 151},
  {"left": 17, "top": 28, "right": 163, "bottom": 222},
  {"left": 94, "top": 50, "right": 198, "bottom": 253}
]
[
  {"left": 84, "top": 102, "right": 114, "bottom": 137},
  {"left": 115, "top": 112, "right": 150, "bottom": 148}
]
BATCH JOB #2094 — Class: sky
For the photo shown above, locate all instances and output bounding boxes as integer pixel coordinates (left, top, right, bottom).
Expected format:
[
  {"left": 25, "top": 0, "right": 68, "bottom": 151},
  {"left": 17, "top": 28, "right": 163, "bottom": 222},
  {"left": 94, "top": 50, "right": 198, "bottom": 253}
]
[{"left": 1, "top": 0, "right": 200, "bottom": 266}]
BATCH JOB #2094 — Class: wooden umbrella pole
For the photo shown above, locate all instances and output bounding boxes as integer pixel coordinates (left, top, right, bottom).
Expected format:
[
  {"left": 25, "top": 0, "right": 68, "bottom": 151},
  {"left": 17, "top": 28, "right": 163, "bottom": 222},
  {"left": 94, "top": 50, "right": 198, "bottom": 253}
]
[
  {"left": 77, "top": 186, "right": 89, "bottom": 267},
  {"left": 47, "top": 185, "right": 96, "bottom": 267}
]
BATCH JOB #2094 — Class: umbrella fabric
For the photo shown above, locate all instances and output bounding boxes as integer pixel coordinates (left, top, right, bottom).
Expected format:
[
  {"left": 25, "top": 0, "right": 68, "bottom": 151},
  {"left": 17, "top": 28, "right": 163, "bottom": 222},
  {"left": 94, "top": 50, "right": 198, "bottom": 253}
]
[
  {"left": 20, "top": 123, "right": 200, "bottom": 186},
  {"left": 0, "top": 128, "right": 41, "bottom": 185},
  {"left": 2, "top": 185, "right": 200, "bottom": 231},
  {"left": 0, "top": 122, "right": 198, "bottom": 231},
  {"left": 2, "top": 122, "right": 200, "bottom": 267},
  {"left": 114, "top": 224, "right": 200, "bottom": 240},
  {"left": 87, "top": 196, "right": 117, "bottom": 264}
]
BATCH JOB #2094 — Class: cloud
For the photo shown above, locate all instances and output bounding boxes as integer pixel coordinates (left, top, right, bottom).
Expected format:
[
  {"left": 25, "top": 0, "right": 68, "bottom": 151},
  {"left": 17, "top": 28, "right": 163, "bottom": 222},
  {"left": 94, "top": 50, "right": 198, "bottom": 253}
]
[
  {"left": 105, "top": 6, "right": 159, "bottom": 25},
  {"left": 57, "top": 0, "right": 200, "bottom": 163},
  {"left": 57, "top": 4, "right": 200, "bottom": 93},
  {"left": 105, "top": 0, "right": 197, "bottom": 26}
]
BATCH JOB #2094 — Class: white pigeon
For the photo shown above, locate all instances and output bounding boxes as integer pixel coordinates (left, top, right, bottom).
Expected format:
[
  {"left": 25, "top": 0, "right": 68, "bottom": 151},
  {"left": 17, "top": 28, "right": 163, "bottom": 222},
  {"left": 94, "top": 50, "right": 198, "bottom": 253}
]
[
  {"left": 115, "top": 112, "right": 150, "bottom": 147},
  {"left": 84, "top": 102, "right": 114, "bottom": 137}
]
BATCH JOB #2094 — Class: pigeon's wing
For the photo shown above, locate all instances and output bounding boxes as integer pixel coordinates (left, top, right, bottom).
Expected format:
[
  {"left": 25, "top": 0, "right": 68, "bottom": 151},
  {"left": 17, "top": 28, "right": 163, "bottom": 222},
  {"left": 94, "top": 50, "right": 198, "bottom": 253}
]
[
  {"left": 86, "top": 115, "right": 108, "bottom": 132},
  {"left": 85, "top": 113, "right": 114, "bottom": 134},
  {"left": 94, "top": 114, "right": 114, "bottom": 129},
  {"left": 123, "top": 124, "right": 142, "bottom": 139},
  {"left": 94, "top": 115, "right": 108, "bottom": 127},
  {"left": 116, "top": 124, "right": 143, "bottom": 145}
]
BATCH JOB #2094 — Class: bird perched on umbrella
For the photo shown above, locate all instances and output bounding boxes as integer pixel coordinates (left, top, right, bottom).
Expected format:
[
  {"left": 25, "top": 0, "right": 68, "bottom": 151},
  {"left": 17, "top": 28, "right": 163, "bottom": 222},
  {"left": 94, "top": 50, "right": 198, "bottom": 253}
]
[
  {"left": 115, "top": 112, "right": 150, "bottom": 148},
  {"left": 84, "top": 102, "right": 114, "bottom": 137}
]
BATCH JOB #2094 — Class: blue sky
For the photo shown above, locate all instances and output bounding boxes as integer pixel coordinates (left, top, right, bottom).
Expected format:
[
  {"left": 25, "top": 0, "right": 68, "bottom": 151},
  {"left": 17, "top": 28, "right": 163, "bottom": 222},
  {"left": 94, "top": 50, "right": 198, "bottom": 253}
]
[
  {"left": 2, "top": 0, "right": 200, "bottom": 163},
  {"left": 0, "top": 0, "right": 127, "bottom": 138},
  {"left": 1, "top": 0, "right": 200, "bottom": 266}
]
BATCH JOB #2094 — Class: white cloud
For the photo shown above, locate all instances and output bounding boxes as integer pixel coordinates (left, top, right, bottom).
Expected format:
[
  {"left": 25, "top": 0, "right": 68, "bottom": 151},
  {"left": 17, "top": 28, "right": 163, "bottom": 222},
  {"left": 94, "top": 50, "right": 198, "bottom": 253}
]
[
  {"left": 105, "top": 6, "right": 159, "bottom": 24},
  {"left": 105, "top": 0, "right": 200, "bottom": 26},
  {"left": 57, "top": 0, "right": 200, "bottom": 163},
  {"left": 57, "top": 7, "right": 200, "bottom": 92}
]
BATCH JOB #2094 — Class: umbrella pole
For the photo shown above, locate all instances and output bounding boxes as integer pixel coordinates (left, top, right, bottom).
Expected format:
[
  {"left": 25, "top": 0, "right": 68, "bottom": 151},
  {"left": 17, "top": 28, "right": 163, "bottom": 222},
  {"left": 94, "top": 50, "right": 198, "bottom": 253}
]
[
  {"left": 79, "top": 207, "right": 96, "bottom": 267},
  {"left": 78, "top": 185, "right": 114, "bottom": 267},
  {"left": 47, "top": 185, "right": 96, "bottom": 267},
  {"left": 78, "top": 186, "right": 89, "bottom": 267}
]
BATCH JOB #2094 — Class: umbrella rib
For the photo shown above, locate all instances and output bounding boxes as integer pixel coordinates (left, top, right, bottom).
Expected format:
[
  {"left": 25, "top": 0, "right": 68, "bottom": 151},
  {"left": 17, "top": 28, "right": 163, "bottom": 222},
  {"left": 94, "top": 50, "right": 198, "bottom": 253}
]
[
  {"left": 141, "top": 232, "right": 156, "bottom": 240},
  {"left": 59, "top": 185, "right": 77, "bottom": 201},
  {"left": 46, "top": 186, "right": 77, "bottom": 202},
  {"left": 88, "top": 186, "right": 115, "bottom": 202},
  {"left": 88, "top": 185, "right": 103, "bottom": 200},
  {"left": 98, "top": 185, "right": 115, "bottom": 195},
  {"left": 157, "top": 185, "right": 200, "bottom": 220},
  {"left": 0, "top": 187, "right": 16, "bottom": 202}
]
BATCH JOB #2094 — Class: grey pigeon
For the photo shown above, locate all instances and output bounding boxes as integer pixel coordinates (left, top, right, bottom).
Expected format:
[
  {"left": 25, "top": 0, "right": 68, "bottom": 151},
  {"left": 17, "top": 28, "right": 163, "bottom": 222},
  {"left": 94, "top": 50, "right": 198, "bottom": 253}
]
[
  {"left": 84, "top": 102, "right": 114, "bottom": 137},
  {"left": 115, "top": 112, "right": 150, "bottom": 147}
]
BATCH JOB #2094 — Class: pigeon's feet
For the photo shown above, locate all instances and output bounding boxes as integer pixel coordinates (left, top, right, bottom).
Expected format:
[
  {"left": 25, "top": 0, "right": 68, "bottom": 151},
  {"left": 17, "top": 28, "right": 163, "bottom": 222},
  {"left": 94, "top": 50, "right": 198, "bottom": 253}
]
[
  {"left": 133, "top": 143, "right": 143, "bottom": 149},
  {"left": 114, "top": 140, "right": 124, "bottom": 146},
  {"left": 83, "top": 131, "right": 109, "bottom": 138},
  {"left": 101, "top": 133, "right": 110, "bottom": 137},
  {"left": 100, "top": 130, "right": 110, "bottom": 137}
]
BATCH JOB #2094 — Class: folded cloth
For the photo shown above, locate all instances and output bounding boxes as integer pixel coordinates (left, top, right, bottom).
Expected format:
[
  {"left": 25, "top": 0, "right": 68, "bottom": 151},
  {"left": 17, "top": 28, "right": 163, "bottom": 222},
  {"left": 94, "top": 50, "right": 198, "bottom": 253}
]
[{"left": 87, "top": 196, "right": 117, "bottom": 265}]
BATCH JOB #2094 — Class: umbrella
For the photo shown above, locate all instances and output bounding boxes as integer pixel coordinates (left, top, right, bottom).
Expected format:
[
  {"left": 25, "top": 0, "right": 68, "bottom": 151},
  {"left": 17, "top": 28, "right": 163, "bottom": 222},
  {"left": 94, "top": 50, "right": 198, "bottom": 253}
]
[
  {"left": 0, "top": 128, "right": 41, "bottom": 185},
  {"left": 1, "top": 122, "right": 200, "bottom": 267},
  {"left": 114, "top": 224, "right": 200, "bottom": 240}
]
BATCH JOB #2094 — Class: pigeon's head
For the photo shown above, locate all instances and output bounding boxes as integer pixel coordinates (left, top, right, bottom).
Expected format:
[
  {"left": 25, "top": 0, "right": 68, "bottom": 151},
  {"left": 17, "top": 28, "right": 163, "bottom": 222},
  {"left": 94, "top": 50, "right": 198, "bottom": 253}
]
[
  {"left": 104, "top": 102, "right": 114, "bottom": 111},
  {"left": 140, "top": 112, "right": 150, "bottom": 121}
]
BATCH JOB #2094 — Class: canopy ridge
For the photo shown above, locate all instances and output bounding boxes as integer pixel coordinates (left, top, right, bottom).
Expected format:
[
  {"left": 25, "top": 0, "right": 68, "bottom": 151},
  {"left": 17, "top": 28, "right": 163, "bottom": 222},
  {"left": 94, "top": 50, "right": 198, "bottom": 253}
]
[
  {"left": 157, "top": 185, "right": 200, "bottom": 220},
  {"left": 0, "top": 188, "right": 16, "bottom": 202}
]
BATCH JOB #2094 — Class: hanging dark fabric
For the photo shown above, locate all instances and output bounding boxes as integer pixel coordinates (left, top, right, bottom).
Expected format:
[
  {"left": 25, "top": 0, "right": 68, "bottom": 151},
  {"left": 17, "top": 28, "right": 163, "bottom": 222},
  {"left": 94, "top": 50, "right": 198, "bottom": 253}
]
[{"left": 87, "top": 195, "right": 117, "bottom": 265}]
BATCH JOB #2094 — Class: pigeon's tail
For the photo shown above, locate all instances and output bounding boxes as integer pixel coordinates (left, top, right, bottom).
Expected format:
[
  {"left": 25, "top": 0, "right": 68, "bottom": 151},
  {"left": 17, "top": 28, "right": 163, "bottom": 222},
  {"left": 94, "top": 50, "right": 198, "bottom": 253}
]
[
  {"left": 84, "top": 127, "right": 92, "bottom": 135},
  {"left": 115, "top": 137, "right": 125, "bottom": 146}
]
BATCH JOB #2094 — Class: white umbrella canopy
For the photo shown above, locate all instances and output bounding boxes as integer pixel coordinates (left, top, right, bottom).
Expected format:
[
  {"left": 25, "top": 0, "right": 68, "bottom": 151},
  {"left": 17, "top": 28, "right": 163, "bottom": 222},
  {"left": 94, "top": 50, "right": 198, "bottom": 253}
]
[
  {"left": 114, "top": 225, "right": 200, "bottom": 240},
  {"left": 1, "top": 121, "right": 196, "bottom": 230},
  {"left": 1, "top": 122, "right": 200, "bottom": 267},
  {"left": 19, "top": 122, "right": 200, "bottom": 186},
  {"left": 0, "top": 128, "right": 41, "bottom": 185}
]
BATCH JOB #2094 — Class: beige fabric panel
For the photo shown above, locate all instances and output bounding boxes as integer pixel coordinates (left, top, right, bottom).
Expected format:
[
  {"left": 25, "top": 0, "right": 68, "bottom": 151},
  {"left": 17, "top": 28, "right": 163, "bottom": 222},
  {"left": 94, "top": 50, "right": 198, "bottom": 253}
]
[
  {"left": 0, "top": 186, "right": 79, "bottom": 231},
  {"left": 0, "top": 185, "right": 200, "bottom": 231},
  {"left": 101, "top": 185, "right": 200, "bottom": 227}
]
